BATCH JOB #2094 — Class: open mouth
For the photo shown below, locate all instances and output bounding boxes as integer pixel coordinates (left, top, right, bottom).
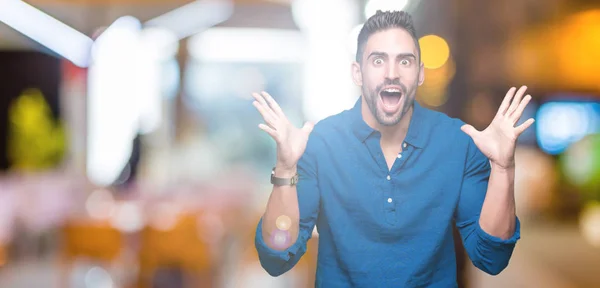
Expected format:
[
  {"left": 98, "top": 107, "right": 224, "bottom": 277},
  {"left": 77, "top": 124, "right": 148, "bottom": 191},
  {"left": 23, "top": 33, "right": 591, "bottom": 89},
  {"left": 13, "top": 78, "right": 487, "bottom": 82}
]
[{"left": 379, "top": 87, "right": 403, "bottom": 108}]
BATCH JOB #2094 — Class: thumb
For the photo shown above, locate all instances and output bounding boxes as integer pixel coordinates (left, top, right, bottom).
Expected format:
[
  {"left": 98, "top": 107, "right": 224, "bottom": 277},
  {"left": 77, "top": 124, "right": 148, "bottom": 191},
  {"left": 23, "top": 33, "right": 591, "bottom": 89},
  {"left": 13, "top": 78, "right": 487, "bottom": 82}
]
[
  {"left": 461, "top": 124, "right": 478, "bottom": 138},
  {"left": 301, "top": 121, "right": 314, "bottom": 134}
]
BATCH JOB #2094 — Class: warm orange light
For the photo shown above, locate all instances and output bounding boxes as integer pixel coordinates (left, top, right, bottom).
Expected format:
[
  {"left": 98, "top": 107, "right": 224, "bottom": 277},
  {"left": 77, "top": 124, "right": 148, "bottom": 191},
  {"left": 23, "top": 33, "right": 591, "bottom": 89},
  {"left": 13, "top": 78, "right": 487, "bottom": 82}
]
[
  {"left": 507, "top": 9, "right": 600, "bottom": 92},
  {"left": 419, "top": 56, "right": 455, "bottom": 107},
  {"left": 419, "top": 35, "right": 450, "bottom": 70},
  {"left": 555, "top": 9, "right": 600, "bottom": 91}
]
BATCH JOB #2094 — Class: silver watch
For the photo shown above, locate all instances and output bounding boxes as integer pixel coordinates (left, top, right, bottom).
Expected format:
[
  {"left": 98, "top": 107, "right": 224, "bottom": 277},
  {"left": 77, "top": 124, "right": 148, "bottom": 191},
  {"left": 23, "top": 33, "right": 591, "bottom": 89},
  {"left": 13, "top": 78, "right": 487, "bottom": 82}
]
[{"left": 270, "top": 167, "right": 299, "bottom": 186}]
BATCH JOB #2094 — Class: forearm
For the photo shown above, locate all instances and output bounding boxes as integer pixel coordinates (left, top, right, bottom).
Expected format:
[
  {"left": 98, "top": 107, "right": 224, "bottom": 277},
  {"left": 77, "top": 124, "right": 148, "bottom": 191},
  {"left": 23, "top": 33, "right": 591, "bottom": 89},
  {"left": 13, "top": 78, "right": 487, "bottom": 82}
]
[
  {"left": 261, "top": 165, "right": 301, "bottom": 251},
  {"left": 479, "top": 163, "right": 516, "bottom": 240}
]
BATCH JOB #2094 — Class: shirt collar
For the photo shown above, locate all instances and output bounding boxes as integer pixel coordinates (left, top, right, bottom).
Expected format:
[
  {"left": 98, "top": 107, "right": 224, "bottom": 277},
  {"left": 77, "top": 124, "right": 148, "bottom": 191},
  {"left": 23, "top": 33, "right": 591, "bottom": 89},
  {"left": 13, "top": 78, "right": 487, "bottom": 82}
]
[{"left": 350, "top": 97, "right": 429, "bottom": 148}]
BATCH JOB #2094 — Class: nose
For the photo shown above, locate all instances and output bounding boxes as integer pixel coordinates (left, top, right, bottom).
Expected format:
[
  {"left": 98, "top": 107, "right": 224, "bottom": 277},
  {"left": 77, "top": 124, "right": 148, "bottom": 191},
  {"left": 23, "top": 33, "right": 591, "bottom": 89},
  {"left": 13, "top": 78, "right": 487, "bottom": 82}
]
[{"left": 385, "top": 61, "right": 400, "bottom": 81}]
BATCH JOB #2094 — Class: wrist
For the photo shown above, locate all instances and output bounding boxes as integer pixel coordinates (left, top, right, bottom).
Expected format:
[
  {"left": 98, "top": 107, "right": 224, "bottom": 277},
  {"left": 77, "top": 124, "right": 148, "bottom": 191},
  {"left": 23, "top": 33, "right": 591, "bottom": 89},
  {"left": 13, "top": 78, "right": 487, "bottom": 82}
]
[
  {"left": 491, "top": 161, "right": 515, "bottom": 173},
  {"left": 274, "top": 164, "right": 297, "bottom": 178}
]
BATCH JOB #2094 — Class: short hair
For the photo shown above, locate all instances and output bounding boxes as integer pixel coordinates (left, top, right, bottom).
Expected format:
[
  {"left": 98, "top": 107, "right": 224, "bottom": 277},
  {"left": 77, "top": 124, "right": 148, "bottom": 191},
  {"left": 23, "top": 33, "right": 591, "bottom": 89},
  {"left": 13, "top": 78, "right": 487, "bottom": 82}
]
[{"left": 356, "top": 10, "right": 421, "bottom": 64}]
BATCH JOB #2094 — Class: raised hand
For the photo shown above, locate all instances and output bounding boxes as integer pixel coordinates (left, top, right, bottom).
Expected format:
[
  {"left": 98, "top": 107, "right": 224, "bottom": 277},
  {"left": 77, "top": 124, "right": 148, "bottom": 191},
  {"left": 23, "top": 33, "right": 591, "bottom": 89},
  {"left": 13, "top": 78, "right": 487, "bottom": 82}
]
[
  {"left": 461, "top": 86, "right": 535, "bottom": 169},
  {"left": 252, "top": 91, "right": 314, "bottom": 172}
]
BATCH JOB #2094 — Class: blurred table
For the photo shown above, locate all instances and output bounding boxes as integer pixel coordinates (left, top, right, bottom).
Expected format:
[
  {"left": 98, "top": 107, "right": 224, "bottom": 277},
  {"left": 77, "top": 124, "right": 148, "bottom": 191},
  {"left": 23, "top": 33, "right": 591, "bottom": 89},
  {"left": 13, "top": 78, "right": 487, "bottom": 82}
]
[{"left": 468, "top": 221, "right": 600, "bottom": 288}]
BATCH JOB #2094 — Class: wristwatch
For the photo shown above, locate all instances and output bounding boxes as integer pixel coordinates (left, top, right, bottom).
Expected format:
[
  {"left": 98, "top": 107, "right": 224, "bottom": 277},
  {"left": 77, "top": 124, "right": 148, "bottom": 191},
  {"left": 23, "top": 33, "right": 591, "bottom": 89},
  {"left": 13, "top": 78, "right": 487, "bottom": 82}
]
[{"left": 270, "top": 167, "right": 299, "bottom": 186}]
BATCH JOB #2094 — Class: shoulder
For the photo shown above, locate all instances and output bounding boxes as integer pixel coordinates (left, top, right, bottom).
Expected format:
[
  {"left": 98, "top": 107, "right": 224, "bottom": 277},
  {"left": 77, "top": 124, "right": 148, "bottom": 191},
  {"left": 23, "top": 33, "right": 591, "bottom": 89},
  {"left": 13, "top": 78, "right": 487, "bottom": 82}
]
[
  {"left": 422, "top": 108, "right": 489, "bottom": 172},
  {"left": 305, "top": 108, "right": 353, "bottom": 142},
  {"left": 421, "top": 106, "right": 473, "bottom": 151}
]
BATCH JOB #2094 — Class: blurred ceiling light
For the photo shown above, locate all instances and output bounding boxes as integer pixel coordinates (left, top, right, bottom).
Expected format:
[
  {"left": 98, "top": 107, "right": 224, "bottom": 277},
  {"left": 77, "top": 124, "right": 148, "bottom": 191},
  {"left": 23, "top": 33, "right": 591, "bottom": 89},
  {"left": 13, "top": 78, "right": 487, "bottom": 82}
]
[
  {"left": 0, "top": 0, "right": 93, "bottom": 67},
  {"left": 145, "top": 0, "right": 233, "bottom": 40},
  {"left": 364, "top": 0, "right": 409, "bottom": 19},
  {"left": 291, "top": 0, "right": 360, "bottom": 123},
  {"left": 419, "top": 35, "right": 450, "bottom": 69},
  {"left": 139, "top": 27, "right": 179, "bottom": 62},
  {"left": 91, "top": 16, "right": 142, "bottom": 63},
  {"left": 87, "top": 16, "right": 143, "bottom": 187},
  {"left": 188, "top": 28, "right": 306, "bottom": 63}
]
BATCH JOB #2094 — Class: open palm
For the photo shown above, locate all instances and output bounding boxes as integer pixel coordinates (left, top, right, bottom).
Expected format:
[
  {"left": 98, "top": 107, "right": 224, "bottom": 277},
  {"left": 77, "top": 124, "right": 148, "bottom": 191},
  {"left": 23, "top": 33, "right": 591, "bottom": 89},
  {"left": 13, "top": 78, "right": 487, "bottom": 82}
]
[
  {"left": 252, "top": 91, "right": 313, "bottom": 170},
  {"left": 461, "top": 86, "right": 535, "bottom": 169}
]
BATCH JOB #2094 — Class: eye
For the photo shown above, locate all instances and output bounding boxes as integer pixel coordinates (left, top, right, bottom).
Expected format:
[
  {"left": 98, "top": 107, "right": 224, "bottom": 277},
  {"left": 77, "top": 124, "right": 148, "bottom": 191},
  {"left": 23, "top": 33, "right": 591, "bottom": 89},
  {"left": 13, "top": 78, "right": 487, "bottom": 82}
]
[
  {"left": 373, "top": 58, "right": 384, "bottom": 65},
  {"left": 400, "top": 59, "right": 410, "bottom": 66}
]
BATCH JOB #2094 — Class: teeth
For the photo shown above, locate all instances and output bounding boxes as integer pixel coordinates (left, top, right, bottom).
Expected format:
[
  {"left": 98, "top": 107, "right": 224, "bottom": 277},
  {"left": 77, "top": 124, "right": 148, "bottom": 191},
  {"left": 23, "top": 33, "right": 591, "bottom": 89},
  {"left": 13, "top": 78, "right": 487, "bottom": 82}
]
[{"left": 383, "top": 88, "right": 401, "bottom": 93}]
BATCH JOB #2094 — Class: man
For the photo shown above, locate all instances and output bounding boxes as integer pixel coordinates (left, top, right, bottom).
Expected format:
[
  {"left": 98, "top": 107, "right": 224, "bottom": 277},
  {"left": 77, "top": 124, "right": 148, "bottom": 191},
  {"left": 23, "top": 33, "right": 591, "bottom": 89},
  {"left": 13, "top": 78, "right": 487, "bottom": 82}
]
[{"left": 252, "top": 10, "right": 534, "bottom": 287}]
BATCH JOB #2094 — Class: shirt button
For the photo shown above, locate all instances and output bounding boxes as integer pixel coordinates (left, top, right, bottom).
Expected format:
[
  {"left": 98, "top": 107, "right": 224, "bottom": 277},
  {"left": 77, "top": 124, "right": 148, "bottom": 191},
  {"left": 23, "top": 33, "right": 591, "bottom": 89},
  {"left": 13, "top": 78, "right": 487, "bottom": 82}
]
[
  {"left": 387, "top": 198, "right": 393, "bottom": 203},
  {"left": 397, "top": 153, "right": 402, "bottom": 159},
  {"left": 386, "top": 175, "right": 391, "bottom": 180},
  {"left": 403, "top": 142, "right": 407, "bottom": 148}
]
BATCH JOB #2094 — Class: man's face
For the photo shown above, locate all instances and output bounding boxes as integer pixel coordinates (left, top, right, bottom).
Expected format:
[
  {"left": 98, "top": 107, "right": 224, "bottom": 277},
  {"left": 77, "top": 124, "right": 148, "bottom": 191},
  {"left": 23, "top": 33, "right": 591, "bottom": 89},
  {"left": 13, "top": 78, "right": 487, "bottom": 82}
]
[{"left": 352, "top": 28, "right": 424, "bottom": 126}]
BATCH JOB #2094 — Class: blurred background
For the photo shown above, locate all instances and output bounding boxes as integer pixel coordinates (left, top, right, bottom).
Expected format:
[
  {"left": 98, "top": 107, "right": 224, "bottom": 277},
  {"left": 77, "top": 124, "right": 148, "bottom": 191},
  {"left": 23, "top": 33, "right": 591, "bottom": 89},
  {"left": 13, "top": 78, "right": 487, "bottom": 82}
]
[{"left": 0, "top": 0, "right": 599, "bottom": 287}]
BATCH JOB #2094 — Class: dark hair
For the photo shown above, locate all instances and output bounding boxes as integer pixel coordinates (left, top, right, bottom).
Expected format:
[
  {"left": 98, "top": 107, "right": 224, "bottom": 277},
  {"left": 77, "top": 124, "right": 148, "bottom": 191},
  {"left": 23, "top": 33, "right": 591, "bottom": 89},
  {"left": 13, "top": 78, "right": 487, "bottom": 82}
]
[{"left": 356, "top": 10, "right": 421, "bottom": 64}]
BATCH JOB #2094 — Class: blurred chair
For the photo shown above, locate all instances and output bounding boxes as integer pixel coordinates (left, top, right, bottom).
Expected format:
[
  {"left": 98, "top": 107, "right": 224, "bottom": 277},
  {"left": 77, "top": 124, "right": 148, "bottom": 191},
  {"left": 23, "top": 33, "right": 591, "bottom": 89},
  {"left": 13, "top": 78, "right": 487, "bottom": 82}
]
[
  {"left": 60, "top": 220, "right": 124, "bottom": 287},
  {"left": 137, "top": 212, "right": 216, "bottom": 288}
]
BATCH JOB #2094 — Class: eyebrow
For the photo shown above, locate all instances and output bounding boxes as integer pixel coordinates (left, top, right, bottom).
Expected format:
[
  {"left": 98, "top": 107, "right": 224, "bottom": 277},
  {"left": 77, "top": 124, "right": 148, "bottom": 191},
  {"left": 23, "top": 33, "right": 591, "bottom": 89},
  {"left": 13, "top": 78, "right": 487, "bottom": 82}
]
[{"left": 367, "top": 51, "right": 417, "bottom": 60}]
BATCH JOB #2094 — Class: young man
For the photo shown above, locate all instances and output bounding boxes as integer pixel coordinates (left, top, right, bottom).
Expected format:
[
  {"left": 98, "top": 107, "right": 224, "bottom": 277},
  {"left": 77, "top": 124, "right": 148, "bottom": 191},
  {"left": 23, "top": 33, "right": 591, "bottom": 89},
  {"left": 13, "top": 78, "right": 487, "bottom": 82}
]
[{"left": 252, "top": 10, "right": 534, "bottom": 287}]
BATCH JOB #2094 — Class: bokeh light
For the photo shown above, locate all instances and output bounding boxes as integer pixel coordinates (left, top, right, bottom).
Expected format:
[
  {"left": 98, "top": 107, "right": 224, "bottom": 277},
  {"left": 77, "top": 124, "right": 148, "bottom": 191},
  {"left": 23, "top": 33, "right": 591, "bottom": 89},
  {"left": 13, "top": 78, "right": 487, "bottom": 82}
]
[
  {"left": 109, "top": 201, "right": 144, "bottom": 233},
  {"left": 418, "top": 35, "right": 450, "bottom": 70},
  {"left": 560, "top": 134, "right": 600, "bottom": 198},
  {"left": 537, "top": 102, "right": 600, "bottom": 155},
  {"left": 84, "top": 266, "right": 114, "bottom": 288},
  {"left": 418, "top": 56, "right": 455, "bottom": 107},
  {"left": 507, "top": 9, "right": 600, "bottom": 91},
  {"left": 555, "top": 10, "right": 600, "bottom": 92},
  {"left": 85, "top": 189, "right": 116, "bottom": 220},
  {"left": 270, "top": 229, "right": 291, "bottom": 249},
  {"left": 275, "top": 215, "right": 292, "bottom": 231},
  {"left": 579, "top": 201, "right": 600, "bottom": 248}
]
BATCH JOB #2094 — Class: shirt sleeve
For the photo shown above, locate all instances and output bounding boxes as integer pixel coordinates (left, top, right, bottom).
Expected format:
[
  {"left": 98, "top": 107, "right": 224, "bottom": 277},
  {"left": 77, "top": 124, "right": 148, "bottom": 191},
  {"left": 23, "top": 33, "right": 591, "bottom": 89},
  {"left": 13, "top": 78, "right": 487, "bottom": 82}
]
[
  {"left": 454, "top": 135, "right": 520, "bottom": 276},
  {"left": 254, "top": 134, "right": 321, "bottom": 277}
]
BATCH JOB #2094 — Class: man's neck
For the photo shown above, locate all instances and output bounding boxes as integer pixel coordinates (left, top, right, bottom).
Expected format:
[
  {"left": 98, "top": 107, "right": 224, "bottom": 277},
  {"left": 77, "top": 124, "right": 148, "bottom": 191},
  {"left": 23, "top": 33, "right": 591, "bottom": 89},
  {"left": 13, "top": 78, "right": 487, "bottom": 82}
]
[{"left": 361, "top": 96, "right": 413, "bottom": 146}]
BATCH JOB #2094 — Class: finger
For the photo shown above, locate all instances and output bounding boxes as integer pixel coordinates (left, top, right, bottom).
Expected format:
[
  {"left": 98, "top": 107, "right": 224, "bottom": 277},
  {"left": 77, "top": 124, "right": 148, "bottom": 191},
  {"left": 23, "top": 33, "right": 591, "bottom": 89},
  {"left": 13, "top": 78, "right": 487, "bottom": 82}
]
[
  {"left": 258, "top": 123, "right": 278, "bottom": 140},
  {"left": 510, "top": 94, "right": 531, "bottom": 125},
  {"left": 252, "top": 93, "right": 279, "bottom": 122},
  {"left": 460, "top": 124, "right": 479, "bottom": 138},
  {"left": 261, "top": 91, "right": 286, "bottom": 118},
  {"left": 506, "top": 85, "right": 527, "bottom": 116},
  {"left": 497, "top": 87, "right": 516, "bottom": 116},
  {"left": 253, "top": 101, "right": 278, "bottom": 127},
  {"left": 252, "top": 93, "right": 275, "bottom": 115},
  {"left": 515, "top": 118, "right": 535, "bottom": 135}
]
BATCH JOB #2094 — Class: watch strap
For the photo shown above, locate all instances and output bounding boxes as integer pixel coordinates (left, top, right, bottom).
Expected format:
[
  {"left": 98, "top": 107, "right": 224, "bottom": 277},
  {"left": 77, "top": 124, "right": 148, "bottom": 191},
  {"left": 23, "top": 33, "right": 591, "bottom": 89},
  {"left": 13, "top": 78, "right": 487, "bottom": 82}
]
[{"left": 270, "top": 167, "right": 299, "bottom": 186}]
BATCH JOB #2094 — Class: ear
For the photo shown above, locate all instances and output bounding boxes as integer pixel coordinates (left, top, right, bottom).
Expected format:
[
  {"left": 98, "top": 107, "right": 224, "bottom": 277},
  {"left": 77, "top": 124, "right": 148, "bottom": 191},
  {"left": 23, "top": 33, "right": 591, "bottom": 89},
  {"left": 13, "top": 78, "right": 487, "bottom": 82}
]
[
  {"left": 351, "top": 61, "right": 363, "bottom": 86},
  {"left": 418, "top": 61, "right": 425, "bottom": 86}
]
